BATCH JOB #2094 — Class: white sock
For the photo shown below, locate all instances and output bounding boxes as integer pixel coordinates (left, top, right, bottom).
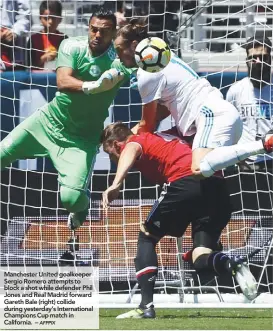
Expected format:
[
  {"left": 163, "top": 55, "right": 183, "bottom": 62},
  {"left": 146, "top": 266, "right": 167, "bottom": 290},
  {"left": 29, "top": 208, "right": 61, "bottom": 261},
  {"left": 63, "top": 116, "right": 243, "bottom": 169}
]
[{"left": 200, "top": 140, "right": 265, "bottom": 177}]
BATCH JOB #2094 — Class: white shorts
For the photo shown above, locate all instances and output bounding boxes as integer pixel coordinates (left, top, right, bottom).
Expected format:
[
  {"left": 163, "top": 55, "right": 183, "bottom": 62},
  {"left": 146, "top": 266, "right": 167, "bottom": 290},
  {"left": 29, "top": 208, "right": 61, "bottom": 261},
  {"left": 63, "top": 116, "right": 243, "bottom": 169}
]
[{"left": 192, "top": 96, "right": 243, "bottom": 150}]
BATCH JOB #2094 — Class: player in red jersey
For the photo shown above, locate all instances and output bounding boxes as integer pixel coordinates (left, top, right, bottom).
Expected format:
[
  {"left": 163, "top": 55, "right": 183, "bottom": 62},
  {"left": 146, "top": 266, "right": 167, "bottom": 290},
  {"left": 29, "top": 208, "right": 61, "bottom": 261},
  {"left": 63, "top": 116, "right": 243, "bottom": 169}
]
[{"left": 101, "top": 122, "right": 258, "bottom": 319}]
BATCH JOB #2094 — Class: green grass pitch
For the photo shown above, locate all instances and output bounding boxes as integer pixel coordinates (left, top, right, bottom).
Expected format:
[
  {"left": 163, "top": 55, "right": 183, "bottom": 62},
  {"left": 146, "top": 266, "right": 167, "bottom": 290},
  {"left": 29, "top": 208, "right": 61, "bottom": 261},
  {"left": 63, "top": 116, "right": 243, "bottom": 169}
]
[{"left": 99, "top": 308, "right": 272, "bottom": 330}]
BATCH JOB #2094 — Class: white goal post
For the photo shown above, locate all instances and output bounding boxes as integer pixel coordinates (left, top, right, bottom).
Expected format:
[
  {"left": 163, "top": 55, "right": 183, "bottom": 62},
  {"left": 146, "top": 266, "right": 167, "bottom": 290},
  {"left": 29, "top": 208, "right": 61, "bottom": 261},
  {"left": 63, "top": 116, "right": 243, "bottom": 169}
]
[{"left": 0, "top": 0, "right": 273, "bottom": 309}]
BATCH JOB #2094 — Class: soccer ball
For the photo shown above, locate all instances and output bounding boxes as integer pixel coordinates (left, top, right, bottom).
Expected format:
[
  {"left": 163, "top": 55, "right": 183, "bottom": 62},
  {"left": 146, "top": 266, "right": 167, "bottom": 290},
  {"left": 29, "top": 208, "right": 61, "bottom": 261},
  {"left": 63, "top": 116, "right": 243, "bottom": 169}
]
[{"left": 135, "top": 37, "right": 171, "bottom": 73}]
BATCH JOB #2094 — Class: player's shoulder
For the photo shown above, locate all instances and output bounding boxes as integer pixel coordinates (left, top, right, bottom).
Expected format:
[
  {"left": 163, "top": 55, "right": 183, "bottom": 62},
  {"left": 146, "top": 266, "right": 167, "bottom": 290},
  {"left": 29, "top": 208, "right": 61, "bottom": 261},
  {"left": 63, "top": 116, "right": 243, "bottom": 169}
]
[
  {"left": 128, "top": 132, "right": 155, "bottom": 146},
  {"left": 136, "top": 68, "right": 164, "bottom": 88},
  {"left": 59, "top": 36, "right": 88, "bottom": 55},
  {"left": 139, "top": 131, "right": 171, "bottom": 145},
  {"left": 137, "top": 67, "right": 163, "bottom": 79},
  {"left": 111, "top": 58, "right": 136, "bottom": 76},
  {"left": 129, "top": 132, "right": 150, "bottom": 142},
  {"left": 229, "top": 77, "right": 251, "bottom": 92}
]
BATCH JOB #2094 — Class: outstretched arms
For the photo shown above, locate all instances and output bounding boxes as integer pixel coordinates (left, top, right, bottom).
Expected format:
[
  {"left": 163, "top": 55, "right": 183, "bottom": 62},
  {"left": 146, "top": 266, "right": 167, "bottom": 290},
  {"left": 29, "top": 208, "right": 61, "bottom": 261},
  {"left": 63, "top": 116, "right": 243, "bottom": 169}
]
[
  {"left": 57, "top": 66, "right": 124, "bottom": 94},
  {"left": 57, "top": 67, "right": 84, "bottom": 92},
  {"left": 56, "top": 40, "right": 124, "bottom": 94},
  {"left": 82, "top": 69, "right": 124, "bottom": 94}
]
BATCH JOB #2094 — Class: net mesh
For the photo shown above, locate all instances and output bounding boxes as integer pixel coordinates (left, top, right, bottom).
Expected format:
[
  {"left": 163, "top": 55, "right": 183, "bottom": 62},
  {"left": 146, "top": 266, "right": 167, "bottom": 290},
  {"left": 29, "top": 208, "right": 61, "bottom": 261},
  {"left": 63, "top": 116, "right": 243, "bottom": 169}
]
[{"left": 1, "top": 0, "right": 273, "bottom": 305}]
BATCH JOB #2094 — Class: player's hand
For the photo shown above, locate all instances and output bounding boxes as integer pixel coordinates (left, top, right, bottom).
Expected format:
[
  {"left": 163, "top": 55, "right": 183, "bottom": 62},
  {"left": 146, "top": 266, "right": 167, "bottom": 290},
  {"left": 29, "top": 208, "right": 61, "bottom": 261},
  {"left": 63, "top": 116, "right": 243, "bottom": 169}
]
[
  {"left": 102, "top": 184, "right": 121, "bottom": 209},
  {"left": 82, "top": 69, "right": 124, "bottom": 94}
]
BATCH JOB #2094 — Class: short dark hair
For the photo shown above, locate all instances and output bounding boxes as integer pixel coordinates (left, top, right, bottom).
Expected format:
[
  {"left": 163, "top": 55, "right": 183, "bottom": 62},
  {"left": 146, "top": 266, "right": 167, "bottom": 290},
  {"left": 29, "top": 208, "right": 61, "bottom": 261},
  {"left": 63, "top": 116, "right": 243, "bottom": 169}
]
[
  {"left": 100, "top": 122, "right": 133, "bottom": 145},
  {"left": 40, "top": 0, "right": 62, "bottom": 16},
  {"left": 89, "top": 7, "right": 117, "bottom": 29},
  {"left": 245, "top": 36, "right": 272, "bottom": 56}
]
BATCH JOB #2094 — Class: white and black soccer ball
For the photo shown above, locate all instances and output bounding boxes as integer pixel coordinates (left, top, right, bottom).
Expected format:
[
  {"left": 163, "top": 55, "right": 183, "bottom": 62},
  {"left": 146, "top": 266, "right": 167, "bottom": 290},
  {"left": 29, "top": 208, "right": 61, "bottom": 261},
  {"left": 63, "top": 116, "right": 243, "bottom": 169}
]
[{"left": 135, "top": 37, "right": 171, "bottom": 73}]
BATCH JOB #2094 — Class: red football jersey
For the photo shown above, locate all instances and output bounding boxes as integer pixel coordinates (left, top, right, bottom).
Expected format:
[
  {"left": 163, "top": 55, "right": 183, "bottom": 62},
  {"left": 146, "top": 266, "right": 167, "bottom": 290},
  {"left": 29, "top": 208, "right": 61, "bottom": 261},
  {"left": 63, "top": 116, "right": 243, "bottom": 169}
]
[{"left": 125, "top": 132, "right": 193, "bottom": 184}]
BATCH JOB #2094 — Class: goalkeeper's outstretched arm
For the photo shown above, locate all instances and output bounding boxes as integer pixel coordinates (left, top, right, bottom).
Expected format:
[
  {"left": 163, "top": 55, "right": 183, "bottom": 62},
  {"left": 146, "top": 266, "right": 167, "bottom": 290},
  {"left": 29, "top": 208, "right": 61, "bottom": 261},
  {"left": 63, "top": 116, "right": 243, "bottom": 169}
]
[
  {"left": 56, "top": 39, "right": 124, "bottom": 94},
  {"left": 57, "top": 67, "right": 84, "bottom": 93},
  {"left": 57, "top": 67, "right": 124, "bottom": 94}
]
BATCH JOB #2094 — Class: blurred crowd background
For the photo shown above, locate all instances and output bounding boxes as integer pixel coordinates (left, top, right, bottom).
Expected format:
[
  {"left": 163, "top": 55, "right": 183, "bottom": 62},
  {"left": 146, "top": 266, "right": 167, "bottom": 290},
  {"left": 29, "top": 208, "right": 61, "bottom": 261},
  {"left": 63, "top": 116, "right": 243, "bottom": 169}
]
[{"left": 1, "top": 0, "right": 272, "bottom": 71}]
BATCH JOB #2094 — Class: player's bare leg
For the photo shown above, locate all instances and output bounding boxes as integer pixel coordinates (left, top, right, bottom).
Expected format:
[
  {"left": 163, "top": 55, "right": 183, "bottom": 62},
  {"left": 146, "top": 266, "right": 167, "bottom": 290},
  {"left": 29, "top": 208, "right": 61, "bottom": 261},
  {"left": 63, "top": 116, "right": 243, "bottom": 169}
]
[
  {"left": 192, "top": 246, "right": 212, "bottom": 261},
  {"left": 67, "top": 209, "right": 88, "bottom": 230}
]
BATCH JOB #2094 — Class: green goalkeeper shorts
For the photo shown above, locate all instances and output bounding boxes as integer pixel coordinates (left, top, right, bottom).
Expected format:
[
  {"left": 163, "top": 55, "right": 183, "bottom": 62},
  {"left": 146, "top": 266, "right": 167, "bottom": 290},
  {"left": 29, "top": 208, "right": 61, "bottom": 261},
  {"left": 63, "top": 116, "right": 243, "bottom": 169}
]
[{"left": 0, "top": 110, "right": 98, "bottom": 191}]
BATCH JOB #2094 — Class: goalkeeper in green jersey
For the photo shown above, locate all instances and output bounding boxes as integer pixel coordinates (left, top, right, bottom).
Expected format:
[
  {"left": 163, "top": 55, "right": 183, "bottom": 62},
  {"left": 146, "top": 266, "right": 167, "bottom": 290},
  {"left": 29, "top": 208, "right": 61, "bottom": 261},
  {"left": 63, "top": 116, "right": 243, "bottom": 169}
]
[{"left": 0, "top": 8, "right": 133, "bottom": 230}]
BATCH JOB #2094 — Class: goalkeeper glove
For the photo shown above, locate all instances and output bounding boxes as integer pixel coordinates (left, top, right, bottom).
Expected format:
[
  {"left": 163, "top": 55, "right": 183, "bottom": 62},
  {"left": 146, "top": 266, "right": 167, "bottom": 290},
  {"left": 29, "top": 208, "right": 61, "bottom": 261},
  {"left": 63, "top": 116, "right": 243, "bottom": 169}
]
[{"left": 82, "top": 68, "right": 124, "bottom": 94}]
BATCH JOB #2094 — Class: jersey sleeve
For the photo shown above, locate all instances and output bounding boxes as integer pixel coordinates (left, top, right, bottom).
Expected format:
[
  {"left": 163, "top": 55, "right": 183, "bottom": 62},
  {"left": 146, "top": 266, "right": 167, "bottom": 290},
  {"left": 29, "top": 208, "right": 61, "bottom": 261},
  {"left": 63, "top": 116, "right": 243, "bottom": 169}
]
[
  {"left": 127, "top": 135, "right": 147, "bottom": 154},
  {"left": 56, "top": 39, "right": 79, "bottom": 70},
  {"left": 137, "top": 70, "right": 166, "bottom": 104}
]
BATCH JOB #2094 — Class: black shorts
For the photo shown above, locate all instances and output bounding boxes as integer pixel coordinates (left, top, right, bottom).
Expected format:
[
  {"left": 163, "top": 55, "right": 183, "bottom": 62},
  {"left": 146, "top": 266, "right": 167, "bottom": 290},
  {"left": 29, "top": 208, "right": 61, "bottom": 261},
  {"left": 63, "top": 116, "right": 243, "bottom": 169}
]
[{"left": 144, "top": 175, "right": 232, "bottom": 250}]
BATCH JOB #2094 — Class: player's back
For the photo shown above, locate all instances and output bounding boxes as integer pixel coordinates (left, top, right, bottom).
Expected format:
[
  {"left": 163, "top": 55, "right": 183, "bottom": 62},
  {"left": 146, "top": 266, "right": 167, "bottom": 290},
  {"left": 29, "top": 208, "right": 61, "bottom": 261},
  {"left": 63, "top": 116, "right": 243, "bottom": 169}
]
[
  {"left": 137, "top": 53, "right": 222, "bottom": 136},
  {"left": 128, "top": 131, "right": 193, "bottom": 184}
]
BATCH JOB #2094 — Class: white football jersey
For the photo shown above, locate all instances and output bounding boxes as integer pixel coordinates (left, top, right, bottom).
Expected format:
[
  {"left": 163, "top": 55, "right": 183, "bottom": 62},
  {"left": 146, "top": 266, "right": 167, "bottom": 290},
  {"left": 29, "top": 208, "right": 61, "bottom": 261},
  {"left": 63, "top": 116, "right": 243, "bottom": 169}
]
[
  {"left": 226, "top": 76, "right": 273, "bottom": 162},
  {"left": 137, "top": 53, "right": 222, "bottom": 136}
]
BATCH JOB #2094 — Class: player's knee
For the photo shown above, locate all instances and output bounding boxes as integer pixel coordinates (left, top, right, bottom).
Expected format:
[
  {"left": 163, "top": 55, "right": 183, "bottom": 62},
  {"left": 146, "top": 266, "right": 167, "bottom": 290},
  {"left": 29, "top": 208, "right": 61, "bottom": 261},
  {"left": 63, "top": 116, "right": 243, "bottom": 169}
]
[
  {"left": 198, "top": 158, "right": 215, "bottom": 177},
  {"left": 192, "top": 148, "right": 215, "bottom": 177},
  {"left": 60, "top": 186, "right": 89, "bottom": 213},
  {"left": 191, "top": 160, "right": 201, "bottom": 174},
  {"left": 191, "top": 162, "right": 210, "bottom": 178},
  {"left": 191, "top": 164, "right": 200, "bottom": 175}
]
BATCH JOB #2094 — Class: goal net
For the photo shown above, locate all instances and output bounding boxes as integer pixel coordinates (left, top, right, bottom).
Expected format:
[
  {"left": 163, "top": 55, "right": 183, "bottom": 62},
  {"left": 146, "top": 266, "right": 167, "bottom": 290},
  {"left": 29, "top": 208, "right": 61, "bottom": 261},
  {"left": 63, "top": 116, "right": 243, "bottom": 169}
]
[{"left": 1, "top": 0, "right": 272, "bottom": 308}]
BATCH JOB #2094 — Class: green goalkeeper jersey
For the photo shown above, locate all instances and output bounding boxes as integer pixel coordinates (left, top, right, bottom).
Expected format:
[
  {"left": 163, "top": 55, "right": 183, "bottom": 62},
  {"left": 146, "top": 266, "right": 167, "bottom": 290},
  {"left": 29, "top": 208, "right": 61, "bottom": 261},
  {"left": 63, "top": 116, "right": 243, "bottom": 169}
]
[{"left": 43, "top": 36, "right": 133, "bottom": 144}]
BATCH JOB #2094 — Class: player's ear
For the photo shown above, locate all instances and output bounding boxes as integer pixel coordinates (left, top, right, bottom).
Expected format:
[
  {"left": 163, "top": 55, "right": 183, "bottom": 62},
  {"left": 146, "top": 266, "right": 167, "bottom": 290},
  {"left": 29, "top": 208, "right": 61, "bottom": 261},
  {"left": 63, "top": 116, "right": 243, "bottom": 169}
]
[
  {"left": 113, "top": 140, "right": 120, "bottom": 152},
  {"left": 115, "top": 141, "right": 123, "bottom": 153}
]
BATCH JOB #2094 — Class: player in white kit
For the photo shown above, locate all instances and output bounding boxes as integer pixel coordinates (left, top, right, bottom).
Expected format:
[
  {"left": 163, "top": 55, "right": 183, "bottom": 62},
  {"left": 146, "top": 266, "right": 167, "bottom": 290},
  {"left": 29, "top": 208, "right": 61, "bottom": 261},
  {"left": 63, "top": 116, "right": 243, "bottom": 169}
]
[
  {"left": 226, "top": 36, "right": 272, "bottom": 165},
  {"left": 114, "top": 20, "right": 273, "bottom": 177}
]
